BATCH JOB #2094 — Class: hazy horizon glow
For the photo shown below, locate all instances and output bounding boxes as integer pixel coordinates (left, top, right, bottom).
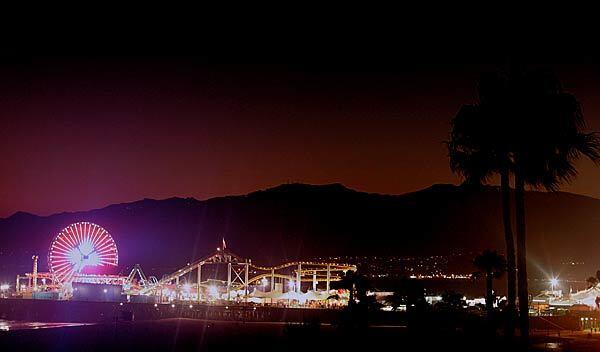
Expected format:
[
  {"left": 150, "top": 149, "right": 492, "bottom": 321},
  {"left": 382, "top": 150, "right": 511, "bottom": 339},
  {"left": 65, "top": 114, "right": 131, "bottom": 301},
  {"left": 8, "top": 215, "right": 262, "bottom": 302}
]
[{"left": 1, "top": 57, "right": 599, "bottom": 217}]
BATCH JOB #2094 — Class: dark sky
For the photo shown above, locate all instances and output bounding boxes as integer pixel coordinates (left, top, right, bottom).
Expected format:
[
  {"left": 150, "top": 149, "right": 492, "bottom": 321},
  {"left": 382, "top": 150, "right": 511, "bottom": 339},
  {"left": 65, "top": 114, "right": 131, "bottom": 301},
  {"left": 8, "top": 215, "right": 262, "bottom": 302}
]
[{"left": 1, "top": 30, "right": 600, "bottom": 217}]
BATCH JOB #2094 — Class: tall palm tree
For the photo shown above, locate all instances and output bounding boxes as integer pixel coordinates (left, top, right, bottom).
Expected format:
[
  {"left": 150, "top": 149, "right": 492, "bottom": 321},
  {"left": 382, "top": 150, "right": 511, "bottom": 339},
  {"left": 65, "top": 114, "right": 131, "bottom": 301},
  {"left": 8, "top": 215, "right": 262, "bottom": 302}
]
[
  {"left": 478, "top": 73, "right": 518, "bottom": 337},
  {"left": 449, "top": 68, "right": 600, "bottom": 344},
  {"left": 473, "top": 250, "right": 506, "bottom": 315},
  {"left": 448, "top": 72, "right": 518, "bottom": 336},
  {"left": 505, "top": 69, "right": 600, "bottom": 343}
]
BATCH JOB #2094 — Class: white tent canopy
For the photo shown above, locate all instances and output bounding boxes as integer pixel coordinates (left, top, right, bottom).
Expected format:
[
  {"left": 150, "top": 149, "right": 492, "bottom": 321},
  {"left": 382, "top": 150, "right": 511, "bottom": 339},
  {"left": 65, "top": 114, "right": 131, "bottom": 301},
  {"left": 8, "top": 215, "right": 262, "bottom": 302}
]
[
  {"left": 248, "top": 289, "right": 337, "bottom": 302},
  {"left": 249, "top": 288, "right": 272, "bottom": 298},
  {"left": 303, "top": 290, "right": 331, "bottom": 301},
  {"left": 567, "top": 286, "right": 600, "bottom": 307}
]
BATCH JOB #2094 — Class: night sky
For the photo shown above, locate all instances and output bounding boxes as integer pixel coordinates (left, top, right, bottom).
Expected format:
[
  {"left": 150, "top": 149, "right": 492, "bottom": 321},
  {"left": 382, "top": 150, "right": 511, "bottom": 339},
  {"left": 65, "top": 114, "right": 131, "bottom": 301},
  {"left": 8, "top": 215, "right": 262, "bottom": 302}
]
[{"left": 2, "top": 32, "right": 600, "bottom": 217}]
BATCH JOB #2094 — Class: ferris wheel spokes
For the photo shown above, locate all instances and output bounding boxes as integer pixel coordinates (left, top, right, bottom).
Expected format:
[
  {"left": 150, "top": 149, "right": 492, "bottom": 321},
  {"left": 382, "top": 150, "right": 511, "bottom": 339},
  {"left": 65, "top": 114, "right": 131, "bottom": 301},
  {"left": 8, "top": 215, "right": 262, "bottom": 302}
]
[{"left": 48, "top": 222, "right": 119, "bottom": 284}]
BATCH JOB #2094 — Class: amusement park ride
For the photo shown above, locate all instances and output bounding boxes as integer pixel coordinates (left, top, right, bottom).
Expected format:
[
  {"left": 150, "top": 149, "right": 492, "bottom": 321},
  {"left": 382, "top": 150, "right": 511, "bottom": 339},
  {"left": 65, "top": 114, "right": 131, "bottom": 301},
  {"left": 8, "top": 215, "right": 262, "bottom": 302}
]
[
  {"left": 16, "top": 222, "right": 137, "bottom": 298},
  {"left": 15, "top": 222, "right": 355, "bottom": 304}
]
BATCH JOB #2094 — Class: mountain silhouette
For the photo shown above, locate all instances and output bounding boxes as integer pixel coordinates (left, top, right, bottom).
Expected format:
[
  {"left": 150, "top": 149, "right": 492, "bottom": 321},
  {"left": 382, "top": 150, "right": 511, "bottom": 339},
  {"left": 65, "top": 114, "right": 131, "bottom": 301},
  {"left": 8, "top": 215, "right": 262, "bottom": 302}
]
[{"left": 1, "top": 183, "right": 598, "bottom": 282}]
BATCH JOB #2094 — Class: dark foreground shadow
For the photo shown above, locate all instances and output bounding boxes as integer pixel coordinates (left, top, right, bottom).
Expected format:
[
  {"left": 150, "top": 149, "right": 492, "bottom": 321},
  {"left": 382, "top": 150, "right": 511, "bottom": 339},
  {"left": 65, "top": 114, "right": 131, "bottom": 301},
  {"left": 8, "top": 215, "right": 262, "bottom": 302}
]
[{"left": 1, "top": 318, "right": 584, "bottom": 352}]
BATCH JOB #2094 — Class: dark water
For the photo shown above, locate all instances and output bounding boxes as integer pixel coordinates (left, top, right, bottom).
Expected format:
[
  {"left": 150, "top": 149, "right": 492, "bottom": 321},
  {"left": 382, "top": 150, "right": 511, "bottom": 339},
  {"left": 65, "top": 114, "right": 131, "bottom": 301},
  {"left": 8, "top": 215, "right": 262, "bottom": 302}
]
[
  {"left": 1, "top": 318, "right": 595, "bottom": 351},
  {"left": 0, "top": 319, "right": 91, "bottom": 332}
]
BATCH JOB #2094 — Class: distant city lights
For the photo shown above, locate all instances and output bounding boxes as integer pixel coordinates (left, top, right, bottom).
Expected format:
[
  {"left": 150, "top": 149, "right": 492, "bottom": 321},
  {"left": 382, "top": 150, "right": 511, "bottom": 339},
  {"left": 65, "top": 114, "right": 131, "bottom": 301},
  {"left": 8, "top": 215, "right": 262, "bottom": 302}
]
[{"left": 409, "top": 274, "right": 471, "bottom": 280}]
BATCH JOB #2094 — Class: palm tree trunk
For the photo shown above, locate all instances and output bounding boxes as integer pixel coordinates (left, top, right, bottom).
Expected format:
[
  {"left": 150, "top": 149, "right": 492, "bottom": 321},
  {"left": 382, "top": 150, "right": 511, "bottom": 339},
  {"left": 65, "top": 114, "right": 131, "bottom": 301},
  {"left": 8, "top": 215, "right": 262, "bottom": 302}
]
[
  {"left": 501, "top": 167, "right": 517, "bottom": 337},
  {"left": 486, "top": 273, "right": 494, "bottom": 313},
  {"left": 515, "top": 170, "right": 529, "bottom": 345}
]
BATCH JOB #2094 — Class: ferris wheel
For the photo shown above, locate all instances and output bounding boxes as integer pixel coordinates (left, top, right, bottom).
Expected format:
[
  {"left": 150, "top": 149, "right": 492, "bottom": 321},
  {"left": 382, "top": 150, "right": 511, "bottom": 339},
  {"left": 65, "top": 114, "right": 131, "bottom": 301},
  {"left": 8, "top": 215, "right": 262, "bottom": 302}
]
[{"left": 48, "top": 222, "right": 119, "bottom": 284}]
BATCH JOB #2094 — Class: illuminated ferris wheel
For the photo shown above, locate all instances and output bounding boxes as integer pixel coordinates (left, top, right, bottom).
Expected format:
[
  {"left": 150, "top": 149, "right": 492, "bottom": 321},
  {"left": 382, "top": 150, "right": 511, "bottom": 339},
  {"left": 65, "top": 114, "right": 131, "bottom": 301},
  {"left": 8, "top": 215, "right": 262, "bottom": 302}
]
[{"left": 48, "top": 222, "right": 119, "bottom": 284}]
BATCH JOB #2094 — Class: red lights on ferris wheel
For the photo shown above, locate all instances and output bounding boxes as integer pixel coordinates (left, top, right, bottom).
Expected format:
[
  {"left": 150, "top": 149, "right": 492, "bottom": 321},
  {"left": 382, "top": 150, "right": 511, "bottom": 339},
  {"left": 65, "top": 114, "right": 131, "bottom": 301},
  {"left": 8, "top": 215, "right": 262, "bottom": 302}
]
[{"left": 48, "top": 222, "right": 118, "bottom": 284}]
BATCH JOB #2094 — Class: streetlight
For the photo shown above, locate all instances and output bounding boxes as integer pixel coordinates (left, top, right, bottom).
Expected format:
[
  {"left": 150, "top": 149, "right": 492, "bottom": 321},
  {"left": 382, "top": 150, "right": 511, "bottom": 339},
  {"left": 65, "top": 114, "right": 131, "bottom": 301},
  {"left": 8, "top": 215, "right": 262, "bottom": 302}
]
[{"left": 550, "top": 277, "right": 559, "bottom": 292}]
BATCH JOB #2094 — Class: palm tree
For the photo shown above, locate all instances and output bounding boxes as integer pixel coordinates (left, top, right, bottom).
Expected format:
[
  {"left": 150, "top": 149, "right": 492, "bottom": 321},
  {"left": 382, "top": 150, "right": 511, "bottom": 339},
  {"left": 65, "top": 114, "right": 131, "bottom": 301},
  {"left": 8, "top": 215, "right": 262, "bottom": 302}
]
[
  {"left": 505, "top": 69, "right": 600, "bottom": 343},
  {"left": 334, "top": 270, "right": 373, "bottom": 329},
  {"left": 449, "top": 68, "right": 600, "bottom": 344},
  {"left": 448, "top": 73, "right": 518, "bottom": 336},
  {"left": 473, "top": 250, "right": 506, "bottom": 315},
  {"left": 440, "top": 290, "right": 466, "bottom": 311},
  {"left": 336, "top": 270, "right": 369, "bottom": 307}
]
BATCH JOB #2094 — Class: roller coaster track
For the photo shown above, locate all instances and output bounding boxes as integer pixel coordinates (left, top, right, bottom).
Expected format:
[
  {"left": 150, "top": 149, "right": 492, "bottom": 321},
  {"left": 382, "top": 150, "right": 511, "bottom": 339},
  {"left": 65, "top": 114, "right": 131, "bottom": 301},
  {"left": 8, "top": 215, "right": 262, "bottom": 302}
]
[{"left": 139, "top": 248, "right": 355, "bottom": 296}]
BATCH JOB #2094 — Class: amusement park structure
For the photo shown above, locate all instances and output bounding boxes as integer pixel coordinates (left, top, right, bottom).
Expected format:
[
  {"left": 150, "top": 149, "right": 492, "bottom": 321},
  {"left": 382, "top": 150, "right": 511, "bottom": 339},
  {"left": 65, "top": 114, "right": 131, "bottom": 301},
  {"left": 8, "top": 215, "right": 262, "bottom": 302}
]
[
  {"left": 48, "top": 222, "right": 118, "bottom": 284},
  {"left": 138, "top": 243, "right": 355, "bottom": 303},
  {"left": 16, "top": 222, "right": 127, "bottom": 296},
  {"left": 15, "top": 222, "right": 356, "bottom": 305}
]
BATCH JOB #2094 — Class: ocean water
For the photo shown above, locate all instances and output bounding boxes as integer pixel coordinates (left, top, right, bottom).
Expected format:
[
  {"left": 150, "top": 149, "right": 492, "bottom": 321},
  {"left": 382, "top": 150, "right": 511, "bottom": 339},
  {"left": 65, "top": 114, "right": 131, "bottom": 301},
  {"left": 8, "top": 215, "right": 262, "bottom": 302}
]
[{"left": 0, "top": 319, "right": 92, "bottom": 332}]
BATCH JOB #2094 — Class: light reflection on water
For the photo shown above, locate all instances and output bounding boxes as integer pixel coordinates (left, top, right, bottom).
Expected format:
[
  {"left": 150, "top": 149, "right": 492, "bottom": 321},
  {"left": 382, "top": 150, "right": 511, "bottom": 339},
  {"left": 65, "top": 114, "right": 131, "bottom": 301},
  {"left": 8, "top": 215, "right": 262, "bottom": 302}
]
[
  {"left": 0, "top": 319, "right": 92, "bottom": 332},
  {"left": 531, "top": 342, "right": 564, "bottom": 351}
]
